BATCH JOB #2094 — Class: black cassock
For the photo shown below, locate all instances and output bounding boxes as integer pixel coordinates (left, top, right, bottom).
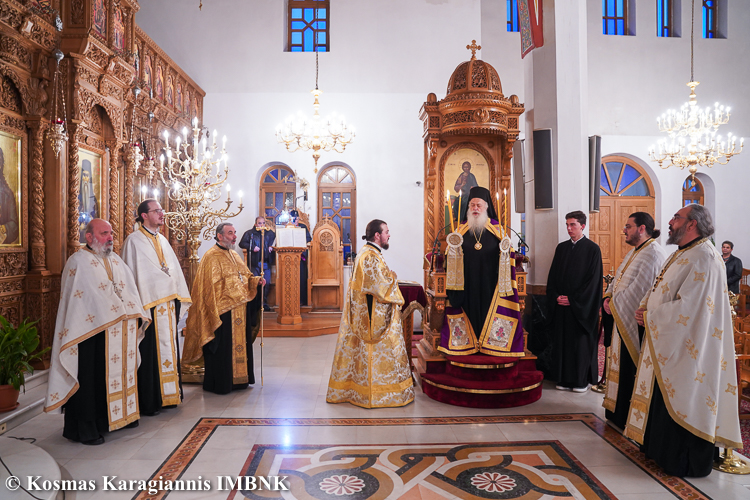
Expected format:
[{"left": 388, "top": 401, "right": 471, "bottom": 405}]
[
  {"left": 546, "top": 237, "right": 602, "bottom": 388},
  {"left": 137, "top": 301, "right": 183, "bottom": 415},
  {"left": 202, "top": 294, "right": 262, "bottom": 395},
  {"left": 446, "top": 229, "right": 500, "bottom": 338},
  {"left": 602, "top": 313, "right": 637, "bottom": 430}
]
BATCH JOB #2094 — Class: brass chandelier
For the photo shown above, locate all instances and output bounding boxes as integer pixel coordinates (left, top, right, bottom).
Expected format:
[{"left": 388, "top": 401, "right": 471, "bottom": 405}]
[{"left": 648, "top": 0, "right": 742, "bottom": 178}]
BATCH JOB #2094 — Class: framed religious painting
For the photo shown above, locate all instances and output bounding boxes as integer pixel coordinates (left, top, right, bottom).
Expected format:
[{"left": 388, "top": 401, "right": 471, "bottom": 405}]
[
  {"left": 444, "top": 148, "right": 490, "bottom": 232},
  {"left": 0, "top": 131, "right": 22, "bottom": 247},
  {"left": 78, "top": 149, "right": 102, "bottom": 244}
]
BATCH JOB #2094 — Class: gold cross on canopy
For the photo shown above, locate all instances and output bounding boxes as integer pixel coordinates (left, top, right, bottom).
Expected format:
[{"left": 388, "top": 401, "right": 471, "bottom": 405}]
[{"left": 466, "top": 40, "right": 481, "bottom": 60}]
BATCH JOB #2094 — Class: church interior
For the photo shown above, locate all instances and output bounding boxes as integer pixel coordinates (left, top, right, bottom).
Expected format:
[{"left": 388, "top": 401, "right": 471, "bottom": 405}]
[{"left": 1, "top": 0, "right": 750, "bottom": 498}]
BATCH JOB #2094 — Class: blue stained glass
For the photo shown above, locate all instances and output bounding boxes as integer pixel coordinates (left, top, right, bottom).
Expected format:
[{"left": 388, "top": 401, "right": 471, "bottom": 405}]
[
  {"left": 323, "top": 208, "right": 334, "bottom": 217},
  {"left": 620, "top": 165, "right": 640, "bottom": 189},
  {"left": 607, "top": 0, "right": 614, "bottom": 15},
  {"left": 318, "top": 33, "right": 326, "bottom": 44},
  {"left": 304, "top": 29, "right": 313, "bottom": 51},
  {"left": 291, "top": 47, "right": 302, "bottom": 52},
  {"left": 600, "top": 188, "right": 609, "bottom": 197},
  {"left": 333, "top": 215, "right": 340, "bottom": 225},
  {"left": 342, "top": 193, "right": 351, "bottom": 206},
  {"left": 264, "top": 174, "right": 275, "bottom": 183},
  {"left": 274, "top": 192, "right": 283, "bottom": 210},
  {"left": 606, "top": 162, "right": 623, "bottom": 190},
  {"left": 621, "top": 178, "right": 649, "bottom": 197},
  {"left": 608, "top": 19, "right": 615, "bottom": 34},
  {"left": 617, "top": 19, "right": 624, "bottom": 35},
  {"left": 291, "top": 21, "right": 305, "bottom": 29},
  {"left": 507, "top": 2, "right": 512, "bottom": 32},
  {"left": 341, "top": 208, "right": 350, "bottom": 217},
  {"left": 322, "top": 192, "right": 331, "bottom": 207},
  {"left": 303, "top": 8, "right": 314, "bottom": 22},
  {"left": 342, "top": 219, "right": 351, "bottom": 243},
  {"left": 265, "top": 192, "right": 273, "bottom": 206},
  {"left": 292, "top": 32, "right": 302, "bottom": 44},
  {"left": 316, "top": 21, "right": 326, "bottom": 30},
  {"left": 333, "top": 193, "right": 341, "bottom": 209},
  {"left": 291, "top": 8, "right": 302, "bottom": 18},
  {"left": 603, "top": 19, "right": 607, "bottom": 34},
  {"left": 318, "top": 9, "right": 327, "bottom": 19},
  {"left": 265, "top": 209, "right": 275, "bottom": 217},
  {"left": 317, "top": 47, "right": 327, "bottom": 52},
  {"left": 617, "top": 0, "right": 623, "bottom": 17}
]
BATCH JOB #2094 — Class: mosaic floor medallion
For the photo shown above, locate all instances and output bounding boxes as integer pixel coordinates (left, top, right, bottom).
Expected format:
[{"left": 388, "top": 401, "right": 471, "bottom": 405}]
[
  {"left": 132, "top": 414, "right": 714, "bottom": 500},
  {"left": 230, "top": 442, "right": 615, "bottom": 499}
]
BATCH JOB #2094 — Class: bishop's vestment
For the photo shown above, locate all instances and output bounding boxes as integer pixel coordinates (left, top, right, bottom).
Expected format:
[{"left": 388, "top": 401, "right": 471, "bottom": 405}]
[
  {"left": 602, "top": 238, "right": 667, "bottom": 429},
  {"left": 44, "top": 247, "right": 149, "bottom": 441},
  {"left": 182, "top": 244, "right": 261, "bottom": 394},
  {"left": 625, "top": 238, "right": 742, "bottom": 477},
  {"left": 440, "top": 220, "right": 524, "bottom": 357},
  {"left": 326, "top": 243, "right": 414, "bottom": 408},
  {"left": 122, "top": 224, "right": 191, "bottom": 413}
]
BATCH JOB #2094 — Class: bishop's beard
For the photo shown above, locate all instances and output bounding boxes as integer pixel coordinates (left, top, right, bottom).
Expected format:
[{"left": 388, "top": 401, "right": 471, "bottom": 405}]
[
  {"left": 666, "top": 223, "right": 687, "bottom": 245},
  {"left": 468, "top": 211, "right": 488, "bottom": 233}
]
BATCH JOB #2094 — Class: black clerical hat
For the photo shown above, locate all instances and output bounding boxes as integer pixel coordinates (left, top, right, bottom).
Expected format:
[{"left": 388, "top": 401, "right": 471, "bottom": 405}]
[{"left": 467, "top": 186, "right": 499, "bottom": 222}]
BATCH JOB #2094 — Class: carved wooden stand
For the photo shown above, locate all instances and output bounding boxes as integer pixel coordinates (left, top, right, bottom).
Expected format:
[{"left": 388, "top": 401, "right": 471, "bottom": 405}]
[
  {"left": 275, "top": 247, "right": 305, "bottom": 325},
  {"left": 415, "top": 270, "right": 447, "bottom": 375}
]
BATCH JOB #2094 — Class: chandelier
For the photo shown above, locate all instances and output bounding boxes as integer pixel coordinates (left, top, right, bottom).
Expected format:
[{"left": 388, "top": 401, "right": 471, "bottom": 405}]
[
  {"left": 275, "top": 16, "right": 355, "bottom": 173},
  {"left": 47, "top": 48, "right": 67, "bottom": 158},
  {"left": 649, "top": 0, "right": 742, "bottom": 178},
  {"left": 158, "top": 118, "right": 243, "bottom": 284}
]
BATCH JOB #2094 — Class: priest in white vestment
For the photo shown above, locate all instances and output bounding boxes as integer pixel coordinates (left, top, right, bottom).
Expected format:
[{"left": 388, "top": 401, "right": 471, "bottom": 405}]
[
  {"left": 602, "top": 212, "right": 667, "bottom": 430},
  {"left": 626, "top": 204, "right": 742, "bottom": 477},
  {"left": 45, "top": 219, "right": 149, "bottom": 445},
  {"left": 122, "top": 199, "right": 191, "bottom": 416}
]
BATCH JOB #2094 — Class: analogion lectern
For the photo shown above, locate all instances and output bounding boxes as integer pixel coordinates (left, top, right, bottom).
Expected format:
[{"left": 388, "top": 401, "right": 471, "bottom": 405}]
[{"left": 275, "top": 227, "right": 307, "bottom": 325}]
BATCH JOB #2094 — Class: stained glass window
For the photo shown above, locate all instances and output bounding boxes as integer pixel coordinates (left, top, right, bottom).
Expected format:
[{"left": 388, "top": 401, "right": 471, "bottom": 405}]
[
  {"left": 507, "top": 0, "right": 519, "bottom": 32},
  {"left": 318, "top": 165, "right": 356, "bottom": 263},
  {"left": 288, "top": 0, "right": 329, "bottom": 52},
  {"left": 602, "top": 0, "right": 629, "bottom": 36}
]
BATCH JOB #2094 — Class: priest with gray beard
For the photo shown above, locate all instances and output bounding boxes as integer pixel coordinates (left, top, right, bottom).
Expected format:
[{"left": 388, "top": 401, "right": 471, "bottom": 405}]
[{"left": 45, "top": 219, "right": 148, "bottom": 445}]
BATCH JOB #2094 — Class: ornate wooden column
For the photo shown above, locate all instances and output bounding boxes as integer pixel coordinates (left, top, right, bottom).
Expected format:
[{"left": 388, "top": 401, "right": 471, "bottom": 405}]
[
  {"left": 67, "top": 122, "right": 83, "bottom": 256},
  {"left": 107, "top": 140, "right": 123, "bottom": 252},
  {"left": 124, "top": 144, "right": 137, "bottom": 237},
  {"left": 275, "top": 247, "right": 305, "bottom": 325},
  {"left": 27, "top": 118, "right": 47, "bottom": 272}
]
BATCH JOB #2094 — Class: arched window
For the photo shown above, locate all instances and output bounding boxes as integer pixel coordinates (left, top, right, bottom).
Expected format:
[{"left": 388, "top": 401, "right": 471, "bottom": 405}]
[
  {"left": 260, "top": 165, "right": 296, "bottom": 225},
  {"left": 318, "top": 165, "right": 356, "bottom": 262},
  {"left": 683, "top": 176, "right": 704, "bottom": 206},
  {"left": 600, "top": 158, "right": 652, "bottom": 197}
]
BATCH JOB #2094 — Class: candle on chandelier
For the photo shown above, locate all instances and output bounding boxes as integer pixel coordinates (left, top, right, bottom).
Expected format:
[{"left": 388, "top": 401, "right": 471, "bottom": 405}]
[
  {"left": 140, "top": 185, "right": 147, "bottom": 202},
  {"left": 457, "top": 191, "right": 462, "bottom": 227},
  {"left": 495, "top": 192, "right": 501, "bottom": 233},
  {"left": 503, "top": 188, "right": 508, "bottom": 236},
  {"left": 226, "top": 184, "right": 231, "bottom": 201},
  {"left": 153, "top": 189, "right": 159, "bottom": 198},
  {"left": 238, "top": 190, "right": 244, "bottom": 206},
  {"left": 446, "top": 190, "right": 455, "bottom": 233}
]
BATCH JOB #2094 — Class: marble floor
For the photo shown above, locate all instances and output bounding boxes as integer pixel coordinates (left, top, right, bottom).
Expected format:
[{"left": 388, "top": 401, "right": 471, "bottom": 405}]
[{"left": 4, "top": 334, "right": 750, "bottom": 499}]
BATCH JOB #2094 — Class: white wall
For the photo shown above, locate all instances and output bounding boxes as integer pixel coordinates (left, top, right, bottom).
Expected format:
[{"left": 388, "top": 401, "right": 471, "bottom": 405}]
[{"left": 137, "top": 0, "right": 750, "bottom": 282}]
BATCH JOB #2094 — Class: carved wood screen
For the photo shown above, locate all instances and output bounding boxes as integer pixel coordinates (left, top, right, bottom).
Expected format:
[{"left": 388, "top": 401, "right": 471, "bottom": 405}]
[{"left": 0, "top": 0, "right": 205, "bottom": 365}]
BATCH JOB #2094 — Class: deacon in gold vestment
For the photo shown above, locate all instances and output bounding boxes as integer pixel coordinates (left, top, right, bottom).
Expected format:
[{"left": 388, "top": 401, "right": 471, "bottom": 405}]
[
  {"left": 45, "top": 219, "right": 149, "bottom": 445},
  {"left": 182, "top": 223, "right": 263, "bottom": 394},
  {"left": 627, "top": 205, "right": 741, "bottom": 477},
  {"left": 327, "top": 219, "right": 414, "bottom": 408},
  {"left": 122, "top": 200, "right": 191, "bottom": 415}
]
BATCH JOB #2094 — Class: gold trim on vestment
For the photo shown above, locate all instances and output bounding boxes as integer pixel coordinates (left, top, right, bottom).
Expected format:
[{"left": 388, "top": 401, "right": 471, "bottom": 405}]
[
  {"left": 231, "top": 306, "right": 249, "bottom": 386},
  {"left": 449, "top": 360, "right": 516, "bottom": 369},
  {"left": 142, "top": 292, "right": 191, "bottom": 313},
  {"left": 423, "top": 379, "right": 542, "bottom": 394},
  {"left": 477, "top": 282, "right": 519, "bottom": 355},
  {"left": 105, "top": 319, "right": 140, "bottom": 431},
  {"left": 154, "top": 302, "right": 181, "bottom": 407},
  {"left": 327, "top": 377, "right": 414, "bottom": 394}
]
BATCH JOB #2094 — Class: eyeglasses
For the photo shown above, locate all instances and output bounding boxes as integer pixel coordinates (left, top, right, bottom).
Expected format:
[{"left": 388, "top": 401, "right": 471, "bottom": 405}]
[{"left": 148, "top": 209, "right": 165, "bottom": 214}]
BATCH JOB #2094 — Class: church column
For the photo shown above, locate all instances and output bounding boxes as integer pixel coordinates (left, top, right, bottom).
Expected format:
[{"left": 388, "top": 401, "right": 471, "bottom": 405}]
[
  {"left": 67, "top": 122, "right": 83, "bottom": 256},
  {"left": 27, "top": 118, "right": 47, "bottom": 272},
  {"left": 124, "top": 145, "right": 137, "bottom": 238},
  {"left": 523, "top": 0, "right": 590, "bottom": 286},
  {"left": 107, "top": 140, "right": 123, "bottom": 253}
]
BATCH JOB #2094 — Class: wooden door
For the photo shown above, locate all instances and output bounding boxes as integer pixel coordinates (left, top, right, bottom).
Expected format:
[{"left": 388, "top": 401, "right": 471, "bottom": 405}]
[{"left": 589, "top": 156, "right": 655, "bottom": 277}]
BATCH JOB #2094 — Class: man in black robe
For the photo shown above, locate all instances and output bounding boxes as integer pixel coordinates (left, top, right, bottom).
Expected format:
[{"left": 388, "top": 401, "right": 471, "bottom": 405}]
[
  {"left": 290, "top": 210, "right": 313, "bottom": 305},
  {"left": 546, "top": 210, "right": 602, "bottom": 392},
  {"left": 239, "top": 216, "right": 276, "bottom": 311}
]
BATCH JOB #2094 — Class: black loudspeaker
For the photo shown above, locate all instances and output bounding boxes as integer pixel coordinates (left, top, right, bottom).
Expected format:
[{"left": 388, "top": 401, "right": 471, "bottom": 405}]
[
  {"left": 533, "top": 129, "right": 553, "bottom": 210},
  {"left": 589, "top": 135, "right": 602, "bottom": 212},
  {"left": 512, "top": 140, "right": 525, "bottom": 213}
]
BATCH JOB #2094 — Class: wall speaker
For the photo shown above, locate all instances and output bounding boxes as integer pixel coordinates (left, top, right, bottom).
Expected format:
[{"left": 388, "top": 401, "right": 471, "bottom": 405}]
[
  {"left": 589, "top": 135, "right": 601, "bottom": 212},
  {"left": 533, "top": 129, "right": 553, "bottom": 210},
  {"left": 512, "top": 140, "right": 525, "bottom": 213}
]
